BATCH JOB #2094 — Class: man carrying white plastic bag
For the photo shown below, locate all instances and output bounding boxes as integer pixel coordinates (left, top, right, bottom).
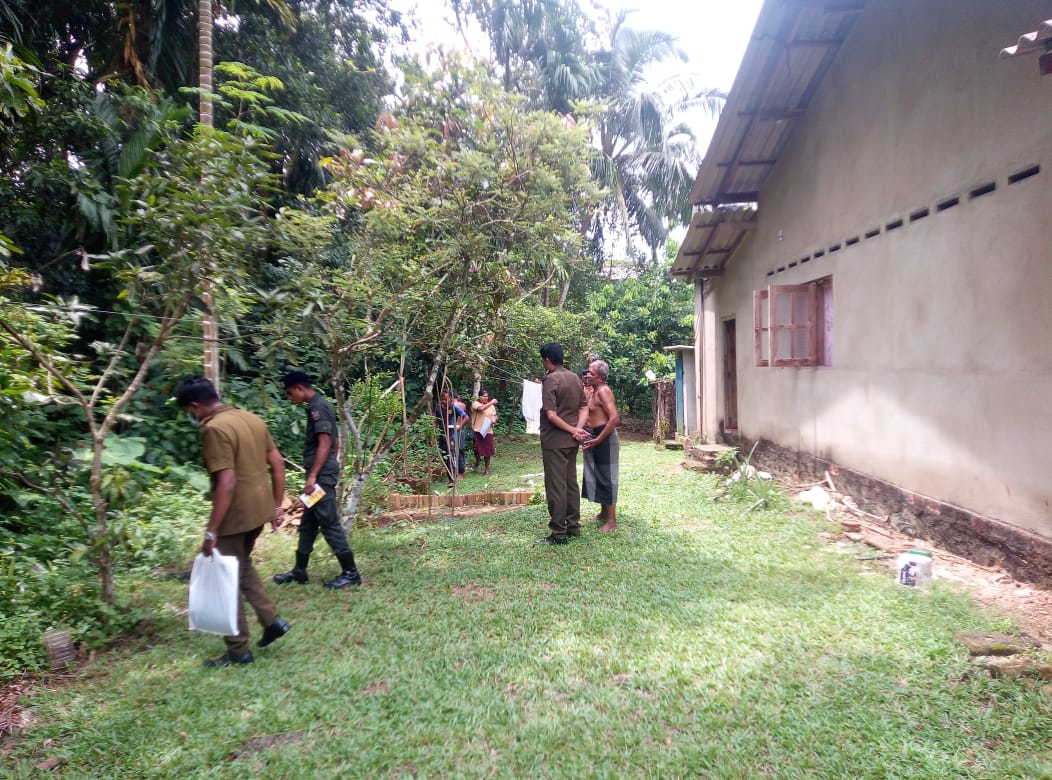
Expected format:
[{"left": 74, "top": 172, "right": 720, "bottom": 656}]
[
  {"left": 176, "top": 376, "right": 292, "bottom": 667},
  {"left": 188, "top": 550, "right": 240, "bottom": 636}
]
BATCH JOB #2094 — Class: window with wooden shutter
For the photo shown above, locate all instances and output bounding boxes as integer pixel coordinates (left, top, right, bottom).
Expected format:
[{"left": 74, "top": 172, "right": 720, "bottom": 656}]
[
  {"left": 753, "top": 278, "right": 832, "bottom": 367},
  {"left": 753, "top": 288, "right": 769, "bottom": 367},
  {"left": 771, "top": 283, "right": 817, "bottom": 366}
]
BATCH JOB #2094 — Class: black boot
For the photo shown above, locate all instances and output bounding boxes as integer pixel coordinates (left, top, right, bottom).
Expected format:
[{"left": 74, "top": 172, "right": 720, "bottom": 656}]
[
  {"left": 324, "top": 552, "right": 361, "bottom": 589},
  {"left": 273, "top": 553, "right": 310, "bottom": 584}
]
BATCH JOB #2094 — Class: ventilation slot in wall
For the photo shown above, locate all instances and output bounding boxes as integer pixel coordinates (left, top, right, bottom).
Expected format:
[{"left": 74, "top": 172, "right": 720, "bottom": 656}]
[
  {"left": 1008, "top": 164, "right": 1039, "bottom": 185},
  {"left": 767, "top": 163, "right": 1021, "bottom": 279},
  {"left": 969, "top": 182, "right": 996, "bottom": 200}
]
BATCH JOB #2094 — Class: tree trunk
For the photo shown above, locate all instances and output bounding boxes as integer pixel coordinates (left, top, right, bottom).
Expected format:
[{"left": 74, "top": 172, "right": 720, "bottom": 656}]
[
  {"left": 198, "top": 0, "right": 220, "bottom": 390},
  {"left": 197, "top": 0, "right": 213, "bottom": 128},
  {"left": 89, "top": 438, "right": 115, "bottom": 605},
  {"left": 557, "top": 275, "right": 571, "bottom": 308}
]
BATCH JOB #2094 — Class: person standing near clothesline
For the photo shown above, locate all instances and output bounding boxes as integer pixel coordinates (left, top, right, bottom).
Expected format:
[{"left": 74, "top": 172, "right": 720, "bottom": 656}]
[
  {"left": 471, "top": 389, "right": 498, "bottom": 475},
  {"left": 435, "top": 388, "right": 468, "bottom": 484}
]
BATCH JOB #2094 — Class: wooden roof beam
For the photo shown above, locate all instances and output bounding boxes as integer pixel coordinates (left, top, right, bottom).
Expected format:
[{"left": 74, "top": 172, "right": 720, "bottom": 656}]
[
  {"left": 670, "top": 267, "right": 724, "bottom": 278},
  {"left": 680, "top": 248, "right": 733, "bottom": 258},
  {"left": 694, "top": 192, "right": 761, "bottom": 206},
  {"left": 717, "top": 159, "right": 777, "bottom": 167}
]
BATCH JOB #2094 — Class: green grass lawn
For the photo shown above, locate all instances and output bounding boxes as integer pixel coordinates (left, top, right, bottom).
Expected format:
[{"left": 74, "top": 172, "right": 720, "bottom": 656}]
[{"left": 6, "top": 439, "right": 1051, "bottom": 778}]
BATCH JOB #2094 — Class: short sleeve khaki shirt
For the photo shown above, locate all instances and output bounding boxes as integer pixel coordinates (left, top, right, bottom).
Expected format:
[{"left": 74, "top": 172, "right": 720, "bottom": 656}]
[
  {"left": 200, "top": 405, "right": 277, "bottom": 536},
  {"left": 539, "top": 366, "right": 586, "bottom": 450}
]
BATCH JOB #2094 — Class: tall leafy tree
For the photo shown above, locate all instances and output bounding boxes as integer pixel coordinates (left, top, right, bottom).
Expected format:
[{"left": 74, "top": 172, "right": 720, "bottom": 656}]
[
  {"left": 256, "top": 54, "right": 601, "bottom": 523},
  {"left": 583, "top": 244, "right": 693, "bottom": 415},
  {"left": 0, "top": 123, "right": 277, "bottom": 604},
  {"left": 0, "top": 43, "right": 41, "bottom": 260},
  {"left": 214, "top": 0, "right": 398, "bottom": 196},
  {"left": 452, "top": 2, "right": 724, "bottom": 263}
]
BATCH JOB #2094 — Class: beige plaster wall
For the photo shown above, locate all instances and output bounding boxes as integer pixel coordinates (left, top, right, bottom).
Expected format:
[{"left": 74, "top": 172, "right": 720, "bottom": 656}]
[{"left": 712, "top": 0, "right": 1052, "bottom": 536}]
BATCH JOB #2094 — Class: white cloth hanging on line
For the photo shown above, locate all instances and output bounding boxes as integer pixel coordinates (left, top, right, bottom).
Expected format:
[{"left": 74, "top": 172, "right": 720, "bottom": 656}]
[{"left": 521, "top": 380, "right": 542, "bottom": 435}]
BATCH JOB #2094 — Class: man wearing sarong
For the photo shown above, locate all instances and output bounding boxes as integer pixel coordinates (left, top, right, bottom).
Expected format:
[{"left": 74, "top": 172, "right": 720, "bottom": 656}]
[{"left": 581, "top": 359, "right": 621, "bottom": 532}]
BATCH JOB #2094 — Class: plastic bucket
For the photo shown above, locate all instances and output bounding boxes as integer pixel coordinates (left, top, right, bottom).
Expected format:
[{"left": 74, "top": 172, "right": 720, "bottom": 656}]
[{"left": 896, "top": 549, "right": 933, "bottom": 588}]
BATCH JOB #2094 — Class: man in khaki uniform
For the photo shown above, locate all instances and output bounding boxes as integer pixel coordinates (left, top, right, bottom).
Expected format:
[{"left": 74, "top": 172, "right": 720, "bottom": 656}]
[
  {"left": 175, "top": 376, "right": 291, "bottom": 666},
  {"left": 536, "top": 343, "right": 588, "bottom": 545}
]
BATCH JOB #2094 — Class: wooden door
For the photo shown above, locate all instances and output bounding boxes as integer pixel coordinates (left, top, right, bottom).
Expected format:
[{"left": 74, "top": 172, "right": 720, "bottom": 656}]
[{"left": 723, "top": 319, "right": 738, "bottom": 433}]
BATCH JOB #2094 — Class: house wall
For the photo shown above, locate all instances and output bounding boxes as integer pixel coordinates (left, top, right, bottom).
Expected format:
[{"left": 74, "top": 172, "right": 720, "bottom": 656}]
[{"left": 713, "top": 0, "right": 1052, "bottom": 538}]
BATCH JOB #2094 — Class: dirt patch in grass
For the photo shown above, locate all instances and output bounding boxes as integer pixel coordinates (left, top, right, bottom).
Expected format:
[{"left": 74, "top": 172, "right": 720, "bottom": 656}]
[
  {"left": 365, "top": 503, "right": 526, "bottom": 528},
  {"left": 908, "top": 544, "right": 1052, "bottom": 642},
  {"left": 809, "top": 494, "right": 1052, "bottom": 642},
  {"left": 0, "top": 680, "right": 33, "bottom": 738},
  {"left": 363, "top": 680, "right": 390, "bottom": 696},
  {"left": 452, "top": 584, "right": 496, "bottom": 602},
  {"left": 230, "top": 731, "right": 305, "bottom": 760}
]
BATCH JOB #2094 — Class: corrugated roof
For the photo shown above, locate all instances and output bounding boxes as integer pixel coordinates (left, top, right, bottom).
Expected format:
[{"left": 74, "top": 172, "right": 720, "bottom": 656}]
[
  {"left": 999, "top": 19, "right": 1052, "bottom": 59},
  {"left": 670, "top": 206, "right": 757, "bottom": 279},
  {"left": 673, "top": 0, "right": 865, "bottom": 279}
]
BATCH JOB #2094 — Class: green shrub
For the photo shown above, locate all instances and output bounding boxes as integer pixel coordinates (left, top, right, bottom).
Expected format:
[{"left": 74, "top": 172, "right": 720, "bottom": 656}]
[
  {"left": 0, "top": 552, "right": 141, "bottom": 677},
  {"left": 713, "top": 443, "right": 787, "bottom": 511},
  {"left": 0, "top": 479, "right": 207, "bottom": 677},
  {"left": 114, "top": 481, "right": 210, "bottom": 572}
]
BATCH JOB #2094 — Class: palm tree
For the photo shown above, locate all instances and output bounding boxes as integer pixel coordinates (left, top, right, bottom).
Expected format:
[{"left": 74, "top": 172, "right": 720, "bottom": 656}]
[
  {"left": 196, "top": 0, "right": 221, "bottom": 387},
  {"left": 588, "top": 13, "right": 724, "bottom": 261},
  {"left": 454, "top": 0, "right": 597, "bottom": 112},
  {"left": 197, "top": 0, "right": 295, "bottom": 389}
]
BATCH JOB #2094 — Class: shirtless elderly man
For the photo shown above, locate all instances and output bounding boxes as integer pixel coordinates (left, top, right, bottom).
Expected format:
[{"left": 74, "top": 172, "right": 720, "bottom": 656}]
[{"left": 581, "top": 359, "right": 620, "bottom": 532}]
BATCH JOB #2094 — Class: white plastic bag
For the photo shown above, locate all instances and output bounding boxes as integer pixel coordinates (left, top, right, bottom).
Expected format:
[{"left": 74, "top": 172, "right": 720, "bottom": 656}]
[
  {"left": 188, "top": 551, "right": 240, "bottom": 636},
  {"left": 479, "top": 416, "right": 492, "bottom": 438}
]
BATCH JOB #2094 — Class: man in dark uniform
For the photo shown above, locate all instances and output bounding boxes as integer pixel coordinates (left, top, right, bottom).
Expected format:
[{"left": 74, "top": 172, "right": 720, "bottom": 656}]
[
  {"left": 536, "top": 343, "right": 589, "bottom": 545},
  {"left": 174, "top": 375, "right": 291, "bottom": 666},
  {"left": 273, "top": 371, "right": 362, "bottom": 589}
]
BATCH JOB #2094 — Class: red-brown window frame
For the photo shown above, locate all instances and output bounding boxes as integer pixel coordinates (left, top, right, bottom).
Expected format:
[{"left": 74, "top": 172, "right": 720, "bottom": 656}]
[
  {"left": 753, "top": 288, "right": 770, "bottom": 367},
  {"left": 754, "top": 281, "right": 826, "bottom": 367}
]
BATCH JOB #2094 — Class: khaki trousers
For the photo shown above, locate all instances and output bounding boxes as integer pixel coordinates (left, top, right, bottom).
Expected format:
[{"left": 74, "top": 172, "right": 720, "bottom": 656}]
[
  {"left": 542, "top": 445, "right": 581, "bottom": 538},
  {"left": 216, "top": 526, "right": 277, "bottom": 656}
]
